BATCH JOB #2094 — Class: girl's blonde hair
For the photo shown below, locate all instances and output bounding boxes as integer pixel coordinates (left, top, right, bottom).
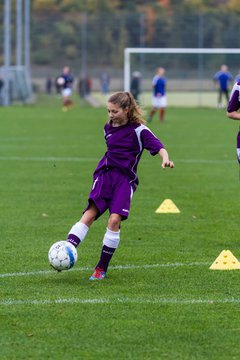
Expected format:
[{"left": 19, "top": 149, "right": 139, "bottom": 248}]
[{"left": 108, "top": 91, "right": 146, "bottom": 125}]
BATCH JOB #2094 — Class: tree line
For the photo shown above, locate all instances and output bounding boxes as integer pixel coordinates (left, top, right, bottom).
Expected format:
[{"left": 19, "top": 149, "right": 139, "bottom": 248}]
[{"left": 0, "top": 0, "right": 240, "bottom": 72}]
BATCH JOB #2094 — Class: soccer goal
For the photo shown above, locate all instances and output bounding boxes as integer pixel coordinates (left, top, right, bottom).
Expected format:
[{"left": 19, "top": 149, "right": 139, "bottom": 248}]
[
  {"left": 124, "top": 48, "right": 240, "bottom": 107},
  {"left": 0, "top": 66, "right": 33, "bottom": 105}
]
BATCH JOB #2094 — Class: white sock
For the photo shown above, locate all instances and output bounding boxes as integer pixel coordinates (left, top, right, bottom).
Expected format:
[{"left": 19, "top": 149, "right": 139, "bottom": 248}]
[
  {"left": 103, "top": 227, "right": 120, "bottom": 249},
  {"left": 67, "top": 222, "right": 89, "bottom": 247}
]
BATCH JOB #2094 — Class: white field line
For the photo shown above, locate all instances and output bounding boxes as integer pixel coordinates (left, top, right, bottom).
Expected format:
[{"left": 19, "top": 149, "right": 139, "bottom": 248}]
[
  {"left": 1, "top": 297, "right": 240, "bottom": 306},
  {"left": 0, "top": 261, "right": 209, "bottom": 279},
  {"left": 0, "top": 136, "right": 54, "bottom": 142},
  {"left": 0, "top": 156, "right": 97, "bottom": 162},
  {"left": 1, "top": 262, "right": 237, "bottom": 308},
  {"left": 0, "top": 156, "right": 235, "bottom": 164}
]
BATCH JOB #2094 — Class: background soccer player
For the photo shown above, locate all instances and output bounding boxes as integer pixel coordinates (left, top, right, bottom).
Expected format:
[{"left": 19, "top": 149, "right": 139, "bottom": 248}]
[
  {"left": 130, "top": 71, "right": 141, "bottom": 102},
  {"left": 148, "top": 67, "right": 167, "bottom": 122},
  {"left": 100, "top": 72, "right": 110, "bottom": 95},
  {"left": 214, "top": 64, "right": 233, "bottom": 108},
  {"left": 66, "top": 91, "right": 174, "bottom": 280},
  {"left": 58, "top": 66, "right": 74, "bottom": 111}
]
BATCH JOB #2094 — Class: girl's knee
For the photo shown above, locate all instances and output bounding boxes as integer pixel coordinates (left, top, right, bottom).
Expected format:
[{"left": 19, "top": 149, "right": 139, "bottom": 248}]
[
  {"left": 80, "top": 203, "right": 98, "bottom": 227},
  {"left": 108, "top": 214, "right": 121, "bottom": 231}
]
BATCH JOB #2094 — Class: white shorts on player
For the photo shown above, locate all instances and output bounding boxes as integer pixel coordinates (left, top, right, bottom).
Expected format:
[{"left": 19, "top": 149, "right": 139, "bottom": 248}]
[
  {"left": 152, "top": 95, "right": 167, "bottom": 108},
  {"left": 62, "top": 88, "right": 72, "bottom": 97}
]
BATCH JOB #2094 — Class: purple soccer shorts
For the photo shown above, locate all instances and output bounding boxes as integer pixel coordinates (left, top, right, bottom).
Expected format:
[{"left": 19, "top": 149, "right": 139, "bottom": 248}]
[{"left": 84, "top": 168, "right": 134, "bottom": 220}]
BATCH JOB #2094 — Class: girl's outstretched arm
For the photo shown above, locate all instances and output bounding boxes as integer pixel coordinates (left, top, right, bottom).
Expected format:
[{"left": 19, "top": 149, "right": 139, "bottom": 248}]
[
  {"left": 159, "top": 148, "right": 174, "bottom": 169},
  {"left": 227, "top": 111, "right": 240, "bottom": 120}
]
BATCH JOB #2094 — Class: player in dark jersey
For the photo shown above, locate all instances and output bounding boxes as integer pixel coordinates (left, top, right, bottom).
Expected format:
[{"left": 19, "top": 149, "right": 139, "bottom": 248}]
[
  {"left": 148, "top": 67, "right": 167, "bottom": 122},
  {"left": 227, "top": 81, "right": 240, "bottom": 162},
  {"left": 57, "top": 66, "right": 74, "bottom": 111},
  {"left": 65, "top": 91, "right": 174, "bottom": 281},
  {"left": 130, "top": 71, "right": 141, "bottom": 101},
  {"left": 214, "top": 64, "right": 233, "bottom": 109}
]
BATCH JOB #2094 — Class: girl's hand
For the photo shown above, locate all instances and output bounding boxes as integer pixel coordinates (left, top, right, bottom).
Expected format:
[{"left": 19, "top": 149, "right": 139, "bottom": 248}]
[
  {"left": 162, "top": 160, "right": 174, "bottom": 169},
  {"left": 159, "top": 149, "right": 174, "bottom": 168}
]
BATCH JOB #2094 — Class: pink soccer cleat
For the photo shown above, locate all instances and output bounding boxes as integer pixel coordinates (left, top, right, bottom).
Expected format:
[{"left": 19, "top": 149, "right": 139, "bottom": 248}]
[{"left": 89, "top": 267, "right": 106, "bottom": 281}]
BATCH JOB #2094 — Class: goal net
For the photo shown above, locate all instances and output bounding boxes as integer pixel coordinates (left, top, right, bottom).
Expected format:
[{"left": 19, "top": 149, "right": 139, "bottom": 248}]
[
  {"left": 0, "top": 66, "right": 33, "bottom": 105},
  {"left": 124, "top": 48, "right": 240, "bottom": 107}
]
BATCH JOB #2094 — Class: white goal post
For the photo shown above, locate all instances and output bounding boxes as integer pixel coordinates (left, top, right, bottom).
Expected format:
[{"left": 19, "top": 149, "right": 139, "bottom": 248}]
[{"left": 124, "top": 47, "right": 240, "bottom": 92}]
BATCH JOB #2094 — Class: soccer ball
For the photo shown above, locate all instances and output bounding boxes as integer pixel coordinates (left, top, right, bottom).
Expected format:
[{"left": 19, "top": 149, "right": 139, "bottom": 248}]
[
  {"left": 48, "top": 241, "right": 78, "bottom": 271},
  {"left": 57, "top": 76, "right": 65, "bottom": 86}
]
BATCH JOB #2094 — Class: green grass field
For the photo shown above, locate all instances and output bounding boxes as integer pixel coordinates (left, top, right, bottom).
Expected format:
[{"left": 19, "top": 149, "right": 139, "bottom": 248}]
[{"left": 1, "top": 94, "right": 240, "bottom": 359}]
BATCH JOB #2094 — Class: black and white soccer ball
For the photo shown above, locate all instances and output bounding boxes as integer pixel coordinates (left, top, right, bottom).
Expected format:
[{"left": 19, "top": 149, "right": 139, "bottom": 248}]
[
  {"left": 48, "top": 241, "right": 78, "bottom": 271},
  {"left": 56, "top": 76, "right": 65, "bottom": 86}
]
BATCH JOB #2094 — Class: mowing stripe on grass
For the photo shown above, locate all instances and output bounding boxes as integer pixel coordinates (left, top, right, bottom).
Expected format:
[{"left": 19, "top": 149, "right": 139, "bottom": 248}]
[
  {"left": 0, "top": 261, "right": 209, "bottom": 278},
  {"left": 1, "top": 297, "right": 240, "bottom": 306},
  {"left": 0, "top": 156, "right": 235, "bottom": 164}
]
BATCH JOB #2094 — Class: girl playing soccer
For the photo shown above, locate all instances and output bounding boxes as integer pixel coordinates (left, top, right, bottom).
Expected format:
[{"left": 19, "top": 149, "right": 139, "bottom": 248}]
[
  {"left": 227, "top": 81, "right": 240, "bottom": 162},
  {"left": 66, "top": 91, "right": 174, "bottom": 280}
]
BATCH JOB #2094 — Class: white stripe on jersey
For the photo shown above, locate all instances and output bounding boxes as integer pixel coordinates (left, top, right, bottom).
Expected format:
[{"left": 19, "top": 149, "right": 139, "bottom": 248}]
[
  {"left": 237, "top": 148, "right": 240, "bottom": 162},
  {"left": 129, "top": 125, "right": 158, "bottom": 185},
  {"left": 134, "top": 124, "right": 145, "bottom": 152},
  {"left": 135, "top": 124, "right": 158, "bottom": 144},
  {"left": 230, "top": 82, "right": 240, "bottom": 102}
]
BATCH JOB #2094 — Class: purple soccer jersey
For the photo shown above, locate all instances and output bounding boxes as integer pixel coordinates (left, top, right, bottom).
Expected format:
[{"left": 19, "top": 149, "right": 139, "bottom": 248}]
[
  {"left": 227, "top": 81, "right": 240, "bottom": 113},
  {"left": 227, "top": 81, "right": 240, "bottom": 161},
  {"left": 93, "top": 122, "right": 164, "bottom": 190},
  {"left": 84, "top": 122, "right": 164, "bottom": 219}
]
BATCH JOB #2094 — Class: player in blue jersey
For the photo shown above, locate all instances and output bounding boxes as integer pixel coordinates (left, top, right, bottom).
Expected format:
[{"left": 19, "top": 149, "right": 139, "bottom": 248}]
[
  {"left": 57, "top": 66, "right": 74, "bottom": 111},
  {"left": 226, "top": 81, "right": 240, "bottom": 163},
  {"left": 148, "top": 67, "right": 167, "bottom": 122},
  {"left": 214, "top": 64, "right": 233, "bottom": 109},
  {"left": 65, "top": 91, "right": 174, "bottom": 280}
]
